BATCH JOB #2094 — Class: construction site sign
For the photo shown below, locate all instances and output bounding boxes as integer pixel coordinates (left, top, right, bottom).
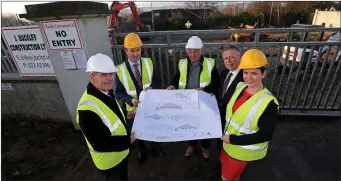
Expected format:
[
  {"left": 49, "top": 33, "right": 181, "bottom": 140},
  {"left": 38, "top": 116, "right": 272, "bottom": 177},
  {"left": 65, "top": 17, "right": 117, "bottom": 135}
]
[
  {"left": 1, "top": 26, "right": 55, "bottom": 76},
  {"left": 41, "top": 19, "right": 83, "bottom": 50}
]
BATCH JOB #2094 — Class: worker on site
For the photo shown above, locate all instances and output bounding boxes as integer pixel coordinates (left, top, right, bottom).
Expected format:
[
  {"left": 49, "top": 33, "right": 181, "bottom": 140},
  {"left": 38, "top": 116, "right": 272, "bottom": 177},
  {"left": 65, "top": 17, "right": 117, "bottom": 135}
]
[
  {"left": 185, "top": 20, "right": 192, "bottom": 29},
  {"left": 220, "top": 49, "right": 279, "bottom": 181},
  {"left": 76, "top": 53, "right": 135, "bottom": 180},
  {"left": 167, "top": 36, "right": 219, "bottom": 159},
  {"left": 115, "top": 33, "right": 165, "bottom": 164}
]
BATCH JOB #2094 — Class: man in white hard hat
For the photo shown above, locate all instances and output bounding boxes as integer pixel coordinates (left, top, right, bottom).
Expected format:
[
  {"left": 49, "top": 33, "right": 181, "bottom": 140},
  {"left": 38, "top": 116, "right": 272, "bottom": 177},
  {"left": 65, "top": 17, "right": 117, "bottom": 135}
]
[
  {"left": 167, "top": 36, "right": 219, "bottom": 159},
  {"left": 76, "top": 53, "right": 136, "bottom": 181}
]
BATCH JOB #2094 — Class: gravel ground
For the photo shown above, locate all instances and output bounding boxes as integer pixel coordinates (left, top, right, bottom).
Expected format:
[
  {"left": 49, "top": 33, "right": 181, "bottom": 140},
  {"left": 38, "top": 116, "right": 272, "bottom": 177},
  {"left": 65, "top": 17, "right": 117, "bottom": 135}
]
[
  {"left": 69, "top": 116, "right": 341, "bottom": 181},
  {"left": 3, "top": 114, "right": 337, "bottom": 181}
]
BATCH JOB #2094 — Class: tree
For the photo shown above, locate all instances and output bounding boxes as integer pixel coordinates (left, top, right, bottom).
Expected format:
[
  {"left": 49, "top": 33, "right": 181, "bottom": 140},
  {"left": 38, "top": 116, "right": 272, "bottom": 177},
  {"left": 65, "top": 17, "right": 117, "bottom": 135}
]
[
  {"left": 247, "top": 2, "right": 273, "bottom": 14},
  {"left": 1, "top": 13, "right": 34, "bottom": 27},
  {"left": 168, "top": 10, "right": 184, "bottom": 28},
  {"left": 185, "top": 1, "right": 221, "bottom": 10},
  {"left": 222, "top": 4, "right": 244, "bottom": 16}
]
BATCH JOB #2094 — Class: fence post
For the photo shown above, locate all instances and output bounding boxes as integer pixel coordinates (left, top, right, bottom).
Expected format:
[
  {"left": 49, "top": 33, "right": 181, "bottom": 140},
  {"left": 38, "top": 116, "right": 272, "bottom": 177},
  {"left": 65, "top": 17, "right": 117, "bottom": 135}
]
[{"left": 19, "top": 1, "right": 113, "bottom": 129}]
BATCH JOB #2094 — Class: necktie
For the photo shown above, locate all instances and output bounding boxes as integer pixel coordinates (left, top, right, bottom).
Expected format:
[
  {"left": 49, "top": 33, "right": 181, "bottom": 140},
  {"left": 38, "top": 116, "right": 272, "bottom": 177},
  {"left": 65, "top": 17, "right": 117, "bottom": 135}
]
[
  {"left": 133, "top": 63, "right": 142, "bottom": 87},
  {"left": 221, "top": 72, "right": 232, "bottom": 98}
]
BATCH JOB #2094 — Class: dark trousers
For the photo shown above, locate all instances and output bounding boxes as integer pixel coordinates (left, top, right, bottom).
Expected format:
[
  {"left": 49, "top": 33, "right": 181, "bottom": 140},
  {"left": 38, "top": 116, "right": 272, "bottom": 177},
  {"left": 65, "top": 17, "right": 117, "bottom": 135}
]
[
  {"left": 101, "top": 157, "right": 128, "bottom": 181},
  {"left": 127, "top": 118, "right": 162, "bottom": 154},
  {"left": 188, "top": 139, "right": 211, "bottom": 149}
]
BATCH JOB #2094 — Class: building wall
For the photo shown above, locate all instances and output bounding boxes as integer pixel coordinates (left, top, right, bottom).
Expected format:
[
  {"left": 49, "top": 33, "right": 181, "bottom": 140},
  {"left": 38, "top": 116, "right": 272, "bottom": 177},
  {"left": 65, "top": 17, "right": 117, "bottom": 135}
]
[
  {"left": 312, "top": 10, "right": 341, "bottom": 27},
  {"left": 1, "top": 73, "right": 71, "bottom": 122}
]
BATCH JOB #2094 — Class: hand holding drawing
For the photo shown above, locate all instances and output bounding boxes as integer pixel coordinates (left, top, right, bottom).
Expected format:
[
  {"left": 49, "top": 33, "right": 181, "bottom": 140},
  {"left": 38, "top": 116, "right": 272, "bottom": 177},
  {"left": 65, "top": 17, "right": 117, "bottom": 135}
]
[
  {"left": 221, "top": 135, "right": 230, "bottom": 144},
  {"left": 132, "top": 98, "right": 140, "bottom": 106},
  {"left": 130, "top": 132, "right": 136, "bottom": 144},
  {"left": 127, "top": 112, "right": 135, "bottom": 119},
  {"left": 144, "top": 87, "right": 151, "bottom": 91},
  {"left": 167, "top": 85, "right": 175, "bottom": 90}
]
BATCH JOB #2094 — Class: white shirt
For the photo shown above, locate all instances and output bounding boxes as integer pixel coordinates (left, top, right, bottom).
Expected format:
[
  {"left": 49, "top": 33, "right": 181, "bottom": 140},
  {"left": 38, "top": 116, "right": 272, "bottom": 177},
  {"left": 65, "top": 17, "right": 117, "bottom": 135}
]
[
  {"left": 100, "top": 90, "right": 110, "bottom": 96},
  {"left": 128, "top": 59, "right": 141, "bottom": 79},
  {"left": 225, "top": 69, "right": 241, "bottom": 92}
]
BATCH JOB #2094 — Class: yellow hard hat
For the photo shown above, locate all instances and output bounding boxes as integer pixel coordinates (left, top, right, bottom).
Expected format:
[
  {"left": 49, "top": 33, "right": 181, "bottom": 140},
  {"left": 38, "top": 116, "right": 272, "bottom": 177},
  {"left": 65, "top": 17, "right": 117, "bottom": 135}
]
[
  {"left": 238, "top": 49, "right": 268, "bottom": 69},
  {"left": 124, "top": 33, "right": 142, "bottom": 48}
]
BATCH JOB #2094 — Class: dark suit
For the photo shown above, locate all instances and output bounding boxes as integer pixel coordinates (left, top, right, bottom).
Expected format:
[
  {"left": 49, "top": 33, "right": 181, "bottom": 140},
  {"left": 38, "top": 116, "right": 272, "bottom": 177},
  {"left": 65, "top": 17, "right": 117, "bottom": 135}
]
[
  {"left": 115, "top": 59, "right": 162, "bottom": 156},
  {"left": 116, "top": 60, "right": 160, "bottom": 106},
  {"left": 216, "top": 69, "right": 243, "bottom": 151}
]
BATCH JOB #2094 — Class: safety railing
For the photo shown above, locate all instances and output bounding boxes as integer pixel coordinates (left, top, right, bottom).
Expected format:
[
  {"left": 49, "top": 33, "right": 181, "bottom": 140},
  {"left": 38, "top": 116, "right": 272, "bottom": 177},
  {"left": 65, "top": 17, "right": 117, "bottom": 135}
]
[{"left": 110, "top": 28, "right": 341, "bottom": 116}]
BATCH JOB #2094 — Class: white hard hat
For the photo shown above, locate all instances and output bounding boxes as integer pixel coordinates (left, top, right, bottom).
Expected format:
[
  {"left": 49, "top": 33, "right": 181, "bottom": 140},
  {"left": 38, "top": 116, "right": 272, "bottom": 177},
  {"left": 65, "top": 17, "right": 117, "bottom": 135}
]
[
  {"left": 185, "top": 36, "right": 203, "bottom": 49},
  {"left": 86, "top": 53, "right": 118, "bottom": 73}
]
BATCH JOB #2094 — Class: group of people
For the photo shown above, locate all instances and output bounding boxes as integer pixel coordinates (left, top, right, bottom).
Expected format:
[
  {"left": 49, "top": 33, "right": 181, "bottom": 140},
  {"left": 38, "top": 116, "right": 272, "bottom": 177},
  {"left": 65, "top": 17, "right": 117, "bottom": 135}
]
[{"left": 76, "top": 33, "right": 279, "bottom": 181}]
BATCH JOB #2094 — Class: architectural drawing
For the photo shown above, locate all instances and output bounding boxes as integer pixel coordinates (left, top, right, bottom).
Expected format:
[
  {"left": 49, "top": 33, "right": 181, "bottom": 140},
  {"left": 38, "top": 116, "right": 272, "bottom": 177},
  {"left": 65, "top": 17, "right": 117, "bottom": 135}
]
[
  {"left": 156, "top": 90, "right": 199, "bottom": 110},
  {"left": 176, "top": 123, "right": 198, "bottom": 130},
  {"left": 156, "top": 103, "right": 182, "bottom": 110},
  {"left": 144, "top": 113, "right": 163, "bottom": 120},
  {"left": 132, "top": 90, "right": 222, "bottom": 142},
  {"left": 166, "top": 114, "right": 196, "bottom": 122}
]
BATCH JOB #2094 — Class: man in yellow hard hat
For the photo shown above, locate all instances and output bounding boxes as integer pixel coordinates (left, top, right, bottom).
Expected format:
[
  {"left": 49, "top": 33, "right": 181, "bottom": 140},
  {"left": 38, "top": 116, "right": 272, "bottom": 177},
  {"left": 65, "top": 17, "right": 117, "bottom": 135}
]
[
  {"left": 220, "top": 49, "right": 279, "bottom": 181},
  {"left": 115, "top": 33, "right": 165, "bottom": 164},
  {"left": 77, "top": 53, "right": 136, "bottom": 180},
  {"left": 167, "top": 36, "right": 219, "bottom": 159}
]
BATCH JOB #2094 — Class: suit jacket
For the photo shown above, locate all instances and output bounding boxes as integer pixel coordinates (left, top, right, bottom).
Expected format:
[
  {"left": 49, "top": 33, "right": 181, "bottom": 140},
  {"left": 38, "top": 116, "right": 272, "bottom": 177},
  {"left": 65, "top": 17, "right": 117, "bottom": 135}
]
[
  {"left": 217, "top": 69, "right": 244, "bottom": 114},
  {"left": 115, "top": 59, "right": 161, "bottom": 107}
]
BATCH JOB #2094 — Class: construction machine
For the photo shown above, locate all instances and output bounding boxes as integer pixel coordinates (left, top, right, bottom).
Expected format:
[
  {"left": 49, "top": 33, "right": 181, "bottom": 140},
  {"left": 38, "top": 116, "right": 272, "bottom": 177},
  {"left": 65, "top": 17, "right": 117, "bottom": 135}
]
[
  {"left": 108, "top": 1, "right": 151, "bottom": 46},
  {"left": 279, "top": 23, "right": 340, "bottom": 72},
  {"left": 228, "top": 22, "right": 270, "bottom": 42},
  {"left": 108, "top": 1, "right": 149, "bottom": 33}
]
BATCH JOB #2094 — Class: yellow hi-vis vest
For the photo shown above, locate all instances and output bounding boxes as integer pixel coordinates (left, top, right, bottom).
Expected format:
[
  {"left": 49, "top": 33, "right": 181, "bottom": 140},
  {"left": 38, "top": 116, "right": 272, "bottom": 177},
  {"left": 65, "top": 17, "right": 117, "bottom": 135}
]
[
  {"left": 76, "top": 91, "right": 129, "bottom": 170},
  {"left": 178, "top": 57, "right": 215, "bottom": 89},
  {"left": 116, "top": 58, "right": 153, "bottom": 113},
  {"left": 223, "top": 82, "right": 279, "bottom": 161}
]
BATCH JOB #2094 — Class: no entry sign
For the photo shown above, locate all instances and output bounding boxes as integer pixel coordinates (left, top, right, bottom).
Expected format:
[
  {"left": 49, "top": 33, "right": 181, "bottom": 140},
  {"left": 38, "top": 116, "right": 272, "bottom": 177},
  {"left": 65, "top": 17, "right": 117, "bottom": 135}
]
[{"left": 41, "top": 19, "right": 83, "bottom": 50}]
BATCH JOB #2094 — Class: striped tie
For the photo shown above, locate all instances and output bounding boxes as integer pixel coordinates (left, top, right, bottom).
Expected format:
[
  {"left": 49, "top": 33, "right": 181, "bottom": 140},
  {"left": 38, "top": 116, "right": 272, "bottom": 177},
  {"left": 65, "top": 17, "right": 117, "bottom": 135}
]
[{"left": 133, "top": 63, "right": 142, "bottom": 87}]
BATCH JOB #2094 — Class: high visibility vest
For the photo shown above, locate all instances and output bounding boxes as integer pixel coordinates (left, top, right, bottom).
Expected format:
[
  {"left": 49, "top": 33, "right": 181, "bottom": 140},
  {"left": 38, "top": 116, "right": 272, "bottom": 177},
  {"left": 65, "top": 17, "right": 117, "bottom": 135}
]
[
  {"left": 178, "top": 57, "right": 215, "bottom": 89},
  {"left": 185, "top": 21, "right": 192, "bottom": 29},
  {"left": 116, "top": 58, "right": 153, "bottom": 113},
  {"left": 76, "top": 91, "right": 129, "bottom": 170},
  {"left": 223, "top": 82, "right": 279, "bottom": 161}
]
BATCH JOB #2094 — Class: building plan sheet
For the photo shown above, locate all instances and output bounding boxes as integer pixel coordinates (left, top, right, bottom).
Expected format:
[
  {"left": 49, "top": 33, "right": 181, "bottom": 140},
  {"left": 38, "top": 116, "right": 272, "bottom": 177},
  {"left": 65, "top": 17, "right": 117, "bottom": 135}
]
[{"left": 132, "top": 89, "right": 222, "bottom": 142}]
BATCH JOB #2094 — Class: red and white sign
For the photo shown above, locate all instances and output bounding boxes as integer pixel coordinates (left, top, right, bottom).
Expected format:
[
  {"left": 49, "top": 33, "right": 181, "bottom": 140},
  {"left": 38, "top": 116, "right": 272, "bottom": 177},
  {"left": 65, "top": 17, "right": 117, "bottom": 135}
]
[
  {"left": 41, "top": 19, "right": 83, "bottom": 50},
  {"left": 1, "top": 26, "right": 55, "bottom": 76}
]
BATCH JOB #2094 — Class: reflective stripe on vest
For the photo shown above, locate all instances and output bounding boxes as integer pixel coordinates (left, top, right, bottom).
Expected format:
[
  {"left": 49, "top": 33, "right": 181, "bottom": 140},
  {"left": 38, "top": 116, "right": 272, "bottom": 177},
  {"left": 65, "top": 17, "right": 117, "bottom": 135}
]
[
  {"left": 79, "top": 100, "right": 126, "bottom": 136},
  {"left": 178, "top": 57, "right": 214, "bottom": 89},
  {"left": 119, "top": 65, "right": 136, "bottom": 95},
  {"left": 116, "top": 58, "right": 153, "bottom": 113}
]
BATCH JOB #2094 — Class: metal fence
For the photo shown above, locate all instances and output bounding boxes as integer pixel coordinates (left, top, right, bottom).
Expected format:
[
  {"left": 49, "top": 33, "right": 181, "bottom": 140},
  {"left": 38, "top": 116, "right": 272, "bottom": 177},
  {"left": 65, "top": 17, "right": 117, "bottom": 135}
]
[
  {"left": 1, "top": 15, "right": 35, "bottom": 73},
  {"left": 110, "top": 28, "right": 341, "bottom": 116}
]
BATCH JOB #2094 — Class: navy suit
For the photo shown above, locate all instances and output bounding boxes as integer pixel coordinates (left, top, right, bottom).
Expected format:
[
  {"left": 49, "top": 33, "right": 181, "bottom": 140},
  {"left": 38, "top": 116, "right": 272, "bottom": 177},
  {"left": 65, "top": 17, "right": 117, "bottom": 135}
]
[
  {"left": 115, "top": 59, "right": 162, "bottom": 158},
  {"left": 115, "top": 60, "right": 161, "bottom": 106}
]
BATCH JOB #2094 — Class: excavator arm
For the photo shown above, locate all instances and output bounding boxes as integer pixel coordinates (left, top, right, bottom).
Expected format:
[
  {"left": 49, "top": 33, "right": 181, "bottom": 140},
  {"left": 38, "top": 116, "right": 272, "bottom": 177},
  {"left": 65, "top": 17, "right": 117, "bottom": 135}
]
[{"left": 108, "top": 1, "right": 146, "bottom": 32}]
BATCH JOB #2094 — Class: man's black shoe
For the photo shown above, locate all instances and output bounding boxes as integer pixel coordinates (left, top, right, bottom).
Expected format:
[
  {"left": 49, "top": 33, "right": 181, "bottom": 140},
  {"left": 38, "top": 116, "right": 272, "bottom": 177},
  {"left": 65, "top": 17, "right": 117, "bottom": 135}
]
[
  {"left": 136, "top": 152, "right": 146, "bottom": 164},
  {"left": 214, "top": 162, "right": 222, "bottom": 170},
  {"left": 151, "top": 148, "right": 166, "bottom": 156}
]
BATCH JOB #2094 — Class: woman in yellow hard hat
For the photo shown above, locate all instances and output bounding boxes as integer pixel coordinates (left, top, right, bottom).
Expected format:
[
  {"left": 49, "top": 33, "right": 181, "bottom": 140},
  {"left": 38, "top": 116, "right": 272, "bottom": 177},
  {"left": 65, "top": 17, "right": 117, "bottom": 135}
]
[{"left": 219, "top": 49, "right": 279, "bottom": 181}]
